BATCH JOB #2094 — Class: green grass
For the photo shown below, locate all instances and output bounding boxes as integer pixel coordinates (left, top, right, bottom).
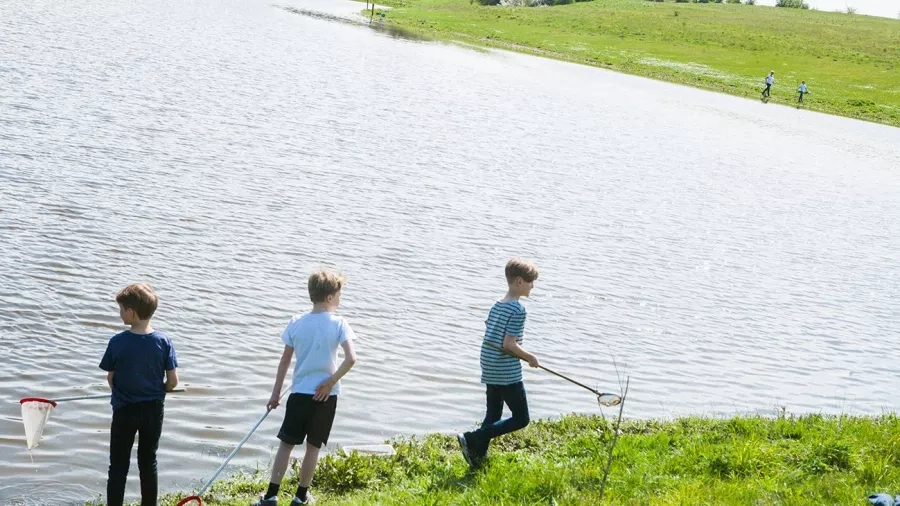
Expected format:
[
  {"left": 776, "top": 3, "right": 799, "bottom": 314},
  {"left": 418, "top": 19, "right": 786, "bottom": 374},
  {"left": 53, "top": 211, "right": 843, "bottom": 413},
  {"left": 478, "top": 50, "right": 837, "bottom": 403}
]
[
  {"left": 364, "top": 0, "right": 900, "bottom": 126},
  {"left": 126, "top": 413, "right": 900, "bottom": 505}
]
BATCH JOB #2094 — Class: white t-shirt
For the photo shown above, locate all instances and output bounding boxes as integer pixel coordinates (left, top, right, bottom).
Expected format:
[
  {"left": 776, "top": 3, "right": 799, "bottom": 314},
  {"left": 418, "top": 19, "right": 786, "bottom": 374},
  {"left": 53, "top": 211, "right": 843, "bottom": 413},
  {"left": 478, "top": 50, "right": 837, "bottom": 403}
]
[
  {"left": 281, "top": 312, "right": 355, "bottom": 396},
  {"left": 766, "top": 75, "right": 775, "bottom": 85}
]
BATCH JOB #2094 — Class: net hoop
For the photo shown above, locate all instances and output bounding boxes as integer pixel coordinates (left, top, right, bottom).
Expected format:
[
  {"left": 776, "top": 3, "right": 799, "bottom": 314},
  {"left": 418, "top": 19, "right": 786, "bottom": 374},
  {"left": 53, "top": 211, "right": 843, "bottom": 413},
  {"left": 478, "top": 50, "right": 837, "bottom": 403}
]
[
  {"left": 176, "top": 495, "right": 202, "bottom": 506},
  {"left": 20, "top": 398, "right": 58, "bottom": 449},
  {"left": 19, "top": 398, "right": 58, "bottom": 408},
  {"left": 598, "top": 393, "right": 622, "bottom": 407}
]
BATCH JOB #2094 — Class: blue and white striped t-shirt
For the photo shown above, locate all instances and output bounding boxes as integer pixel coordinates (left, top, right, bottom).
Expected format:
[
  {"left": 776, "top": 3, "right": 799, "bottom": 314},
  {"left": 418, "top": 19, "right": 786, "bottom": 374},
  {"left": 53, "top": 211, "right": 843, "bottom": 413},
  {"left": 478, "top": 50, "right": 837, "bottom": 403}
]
[{"left": 479, "top": 300, "right": 527, "bottom": 385}]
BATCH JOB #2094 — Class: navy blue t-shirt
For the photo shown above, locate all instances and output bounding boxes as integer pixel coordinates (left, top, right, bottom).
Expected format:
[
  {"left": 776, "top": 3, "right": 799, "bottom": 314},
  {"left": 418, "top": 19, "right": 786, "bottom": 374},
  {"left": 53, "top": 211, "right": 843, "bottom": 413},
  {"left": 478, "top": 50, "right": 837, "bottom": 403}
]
[{"left": 99, "top": 330, "right": 178, "bottom": 411}]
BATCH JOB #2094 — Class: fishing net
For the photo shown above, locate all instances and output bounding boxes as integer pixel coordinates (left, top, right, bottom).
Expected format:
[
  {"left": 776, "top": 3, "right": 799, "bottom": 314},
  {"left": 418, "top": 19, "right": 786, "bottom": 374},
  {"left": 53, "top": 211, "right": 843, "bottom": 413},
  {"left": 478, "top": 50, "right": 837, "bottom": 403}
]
[
  {"left": 19, "top": 398, "right": 57, "bottom": 450},
  {"left": 597, "top": 392, "right": 622, "bottom": 407}
]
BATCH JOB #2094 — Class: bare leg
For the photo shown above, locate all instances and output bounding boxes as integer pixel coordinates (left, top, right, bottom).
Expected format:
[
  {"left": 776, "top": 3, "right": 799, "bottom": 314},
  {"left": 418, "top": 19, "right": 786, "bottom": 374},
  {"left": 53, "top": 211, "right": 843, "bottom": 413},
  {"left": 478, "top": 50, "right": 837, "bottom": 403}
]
[
  {"left": 269, "top": 441, "right": 295, "bottom": 485},
  {"left": 298, "top": 443, "right": 321, "bottom": 487}
]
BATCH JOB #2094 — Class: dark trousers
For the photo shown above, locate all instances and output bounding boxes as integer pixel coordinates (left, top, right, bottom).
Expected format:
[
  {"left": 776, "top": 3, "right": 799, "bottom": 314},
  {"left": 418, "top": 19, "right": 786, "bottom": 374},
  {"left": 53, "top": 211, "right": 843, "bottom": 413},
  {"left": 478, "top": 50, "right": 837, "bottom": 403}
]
[
  {"left": 798, "top": 92, "right": 805, "bottom": 103},
  {"left": 762, "top": 84, "right": 772, "bottom": 97},
  {"left": 107, "top": 400, "right": 164, "bottom": 506},
  {"left": 466, "top": 382, "right": 530, "bottom": 456}
]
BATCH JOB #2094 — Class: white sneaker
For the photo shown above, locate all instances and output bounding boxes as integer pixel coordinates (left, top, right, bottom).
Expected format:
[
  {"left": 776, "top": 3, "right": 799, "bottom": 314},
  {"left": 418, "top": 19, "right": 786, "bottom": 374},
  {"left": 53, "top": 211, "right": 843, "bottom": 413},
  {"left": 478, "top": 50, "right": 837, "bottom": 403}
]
[{"left": 291, "top": 493, "right": 315, "bottom": 505}]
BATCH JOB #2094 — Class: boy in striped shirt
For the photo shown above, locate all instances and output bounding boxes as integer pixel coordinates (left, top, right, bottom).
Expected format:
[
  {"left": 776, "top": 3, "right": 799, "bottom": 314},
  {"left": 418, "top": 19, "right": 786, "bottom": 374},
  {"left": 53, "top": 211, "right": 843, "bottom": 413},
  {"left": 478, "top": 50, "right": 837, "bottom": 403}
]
[{"left": 458, "top": 258, "right": 540, "bottom": 467}]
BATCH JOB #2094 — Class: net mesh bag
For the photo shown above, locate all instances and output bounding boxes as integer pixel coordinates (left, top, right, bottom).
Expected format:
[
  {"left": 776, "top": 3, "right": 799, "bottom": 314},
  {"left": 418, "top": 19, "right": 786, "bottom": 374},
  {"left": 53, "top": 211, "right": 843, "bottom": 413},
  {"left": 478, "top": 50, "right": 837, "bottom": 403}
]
[
  {"left": 598, "top": 393, "right": 622, "bottom": 407},
  {"left": 20, "top": 398, "right": 57, "bottom": 449}
]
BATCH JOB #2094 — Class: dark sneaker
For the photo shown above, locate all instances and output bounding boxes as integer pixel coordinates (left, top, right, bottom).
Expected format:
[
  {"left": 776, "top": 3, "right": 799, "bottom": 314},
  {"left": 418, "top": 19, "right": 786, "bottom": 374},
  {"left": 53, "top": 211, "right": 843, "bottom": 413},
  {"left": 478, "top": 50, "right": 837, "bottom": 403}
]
[
  {"left": 457, "top": 433, "right": 473, "bottom": 467},
  {"left": 471, "top": 446, "right": 487, "bottom": 467},
  {"left": 252, "top": 496, "right": 278, "bottom": 506}
]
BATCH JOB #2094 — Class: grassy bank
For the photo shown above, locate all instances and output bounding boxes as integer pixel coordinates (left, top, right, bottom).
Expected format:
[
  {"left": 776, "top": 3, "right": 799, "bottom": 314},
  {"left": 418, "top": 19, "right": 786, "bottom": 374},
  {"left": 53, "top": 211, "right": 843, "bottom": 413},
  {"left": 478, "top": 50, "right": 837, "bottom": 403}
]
[
  {"left": 365, "top": 0, "right": 900, "bottom": 127},
  {"left": 142, "top": 413, "right": 900, "bottom": 505}
]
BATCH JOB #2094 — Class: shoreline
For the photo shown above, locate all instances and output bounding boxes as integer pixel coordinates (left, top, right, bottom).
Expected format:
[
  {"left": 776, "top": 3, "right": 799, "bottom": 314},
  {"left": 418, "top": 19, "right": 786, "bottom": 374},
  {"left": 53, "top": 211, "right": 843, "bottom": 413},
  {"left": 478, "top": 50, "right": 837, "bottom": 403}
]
[
  {"left": 111, "top": 412, "right": 900, "bottom": 505},
  {"left": 351, "top": 0, "right": 900, "bottom": 128}
]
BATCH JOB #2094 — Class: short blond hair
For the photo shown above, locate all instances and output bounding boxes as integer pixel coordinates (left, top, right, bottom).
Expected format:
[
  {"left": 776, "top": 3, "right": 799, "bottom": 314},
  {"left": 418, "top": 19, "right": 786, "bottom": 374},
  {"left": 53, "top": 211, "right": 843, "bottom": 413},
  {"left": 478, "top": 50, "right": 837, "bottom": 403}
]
[
  {"left": 505, "top": 258, "right": 539, "bottom": 284},
  {"left": 116, "top": 283, "right": 159, "bottom": 320},
  {"left": 308, "top": 271, "right": 344, "bottom": 303}
]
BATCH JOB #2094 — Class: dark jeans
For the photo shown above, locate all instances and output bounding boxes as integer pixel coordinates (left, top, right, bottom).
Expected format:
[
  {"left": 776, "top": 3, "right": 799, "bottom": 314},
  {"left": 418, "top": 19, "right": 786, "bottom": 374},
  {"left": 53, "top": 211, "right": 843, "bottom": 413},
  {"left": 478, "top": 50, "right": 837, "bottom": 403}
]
[
  {"left": 465, "top": 382, "right": 530, "bottom": 457},
  {"left": 107, "top": 400, "right": 164, "bottom": 506},
  {"left": 798, "top": 92, "right": 805, "bottom": 103},
  {"left": 762, "top": 84, "right": 771, "bottom": 97}
]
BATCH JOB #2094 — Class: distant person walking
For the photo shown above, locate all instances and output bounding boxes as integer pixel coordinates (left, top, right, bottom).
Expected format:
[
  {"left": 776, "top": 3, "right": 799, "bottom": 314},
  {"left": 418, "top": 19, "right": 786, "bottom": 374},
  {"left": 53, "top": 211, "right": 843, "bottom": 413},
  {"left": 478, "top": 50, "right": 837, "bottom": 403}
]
[
  {"left": 762, "top": 71, "right": 775, "bottom": 98},
  {"left": 797, "top": 81, "right": 808, "bottom": 103}
]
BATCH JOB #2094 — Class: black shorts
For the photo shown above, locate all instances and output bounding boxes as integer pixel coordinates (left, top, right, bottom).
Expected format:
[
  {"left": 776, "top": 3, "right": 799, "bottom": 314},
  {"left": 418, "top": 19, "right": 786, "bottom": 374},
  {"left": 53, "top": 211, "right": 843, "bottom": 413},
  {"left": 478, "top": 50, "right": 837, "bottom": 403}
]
[{"left": 277, "top": 393, "right": 337, "bottom": 448}]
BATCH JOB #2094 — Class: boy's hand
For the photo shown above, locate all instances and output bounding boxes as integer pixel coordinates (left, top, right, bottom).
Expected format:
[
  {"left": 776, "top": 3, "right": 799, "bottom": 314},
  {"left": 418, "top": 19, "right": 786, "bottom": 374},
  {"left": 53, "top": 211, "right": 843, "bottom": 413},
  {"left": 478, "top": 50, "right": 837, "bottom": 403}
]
[
  {"left": 527, "top": 355, "right": 540, "bottom": 368},
  {"left": 267, "top": 393, "right": 281, "bottom": 411},
  {"left": 314, "top": 379, "right": 335, "bottom": 401}
]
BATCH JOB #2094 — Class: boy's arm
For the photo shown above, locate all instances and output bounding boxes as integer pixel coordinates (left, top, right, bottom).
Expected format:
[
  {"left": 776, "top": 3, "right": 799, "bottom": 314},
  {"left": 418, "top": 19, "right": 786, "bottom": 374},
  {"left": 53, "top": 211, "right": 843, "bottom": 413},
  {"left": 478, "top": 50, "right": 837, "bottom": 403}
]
[
  {"left": 501, "top": 309, "right": 539, "bottom": 368},
  {"left": 502, "top": 334, "right": 539, "bottom": 368},
  {"left": 313, "top": 339, "right": 357, "bottom": 401},
  {"left": 165, "top": 368, "right": 179, "bottom": 391},
  {"left": 267, "top": 345, "right": 294, "bottom": 410},
  {"left": 164, "top": 339, "right": 178, "bottom": 390},
  {"left": 100, "top": 342, "right": 115, "bottom": 389}
]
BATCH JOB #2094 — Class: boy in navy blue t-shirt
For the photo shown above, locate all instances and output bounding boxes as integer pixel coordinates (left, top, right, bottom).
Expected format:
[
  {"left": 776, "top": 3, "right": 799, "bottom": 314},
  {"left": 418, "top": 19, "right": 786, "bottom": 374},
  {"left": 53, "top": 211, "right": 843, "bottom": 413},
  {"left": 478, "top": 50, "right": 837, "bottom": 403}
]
[{"left": 99, "top": 283, "right": 178, "bottom": 506}]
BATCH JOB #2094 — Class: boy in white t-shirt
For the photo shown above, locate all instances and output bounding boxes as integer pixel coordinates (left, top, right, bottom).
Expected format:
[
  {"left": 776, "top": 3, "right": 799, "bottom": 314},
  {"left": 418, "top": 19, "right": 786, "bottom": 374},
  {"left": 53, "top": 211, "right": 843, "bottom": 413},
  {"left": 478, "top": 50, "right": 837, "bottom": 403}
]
[{"left": 253, "top": 271, "right": 358, "bottom": 506}]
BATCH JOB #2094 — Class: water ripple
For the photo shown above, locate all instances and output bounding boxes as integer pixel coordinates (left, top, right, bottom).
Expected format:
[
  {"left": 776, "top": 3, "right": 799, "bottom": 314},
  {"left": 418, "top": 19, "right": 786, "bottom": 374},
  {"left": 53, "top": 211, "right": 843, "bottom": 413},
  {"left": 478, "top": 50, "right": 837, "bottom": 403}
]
[{"left": 2, "top": 0, "right": 900, "bottom": 502}]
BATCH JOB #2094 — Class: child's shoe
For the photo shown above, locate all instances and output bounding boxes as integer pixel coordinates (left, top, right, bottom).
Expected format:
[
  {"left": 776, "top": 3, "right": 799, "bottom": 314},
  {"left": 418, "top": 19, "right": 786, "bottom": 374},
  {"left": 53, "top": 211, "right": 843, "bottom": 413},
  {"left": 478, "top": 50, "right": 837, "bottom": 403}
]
[{"left": 457, "top": 433, "right": 473, "bottom": 467}]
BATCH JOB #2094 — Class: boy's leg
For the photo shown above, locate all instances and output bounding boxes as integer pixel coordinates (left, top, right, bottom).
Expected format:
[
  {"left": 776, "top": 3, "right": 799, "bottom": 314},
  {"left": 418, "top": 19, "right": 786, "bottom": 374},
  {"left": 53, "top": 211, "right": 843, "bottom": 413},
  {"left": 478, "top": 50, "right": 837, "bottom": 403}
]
[
  {"left": 107, "top": 405, "right": 139, "bottom": 506},
  {"left": 464, "top": 385, "right": 503, "bottom": 457},
  {"left": 467, "top": 383, "right": 530, "bottom": 451},
  {"left": 293, "top": 395, "right": 337, "bottom": 502},
  {"left": 481, "top": 385, "right": 505, "bottom": 427},
  {"left": 261, "top": 440, "right": 295, "bottom": 500},
  {"left": 294, "top": 443, "right": 321, "bottom": 501},
  {"left": 501, "top": 382, "right": 530, "bottom": 432},
  {"left": 136, "top": 401, "right": 164, "bottom": 506}
]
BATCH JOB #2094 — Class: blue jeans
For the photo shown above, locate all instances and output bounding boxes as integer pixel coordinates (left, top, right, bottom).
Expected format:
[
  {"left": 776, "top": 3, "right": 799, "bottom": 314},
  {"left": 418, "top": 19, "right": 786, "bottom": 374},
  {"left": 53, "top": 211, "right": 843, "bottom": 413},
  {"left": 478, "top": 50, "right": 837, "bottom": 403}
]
[{"left": 465, "top": 382, "right": 530, "bottom": 457}]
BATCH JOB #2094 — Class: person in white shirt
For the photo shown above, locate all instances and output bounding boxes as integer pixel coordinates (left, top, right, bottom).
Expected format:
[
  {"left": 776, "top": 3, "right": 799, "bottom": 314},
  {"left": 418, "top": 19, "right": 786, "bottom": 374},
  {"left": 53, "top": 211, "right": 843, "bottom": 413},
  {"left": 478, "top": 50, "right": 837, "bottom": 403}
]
[
  {"left": 762, "top": 70, "right": 775, "bottom": 98},
  {"left": 798, "top": 81, "right": 809, "bottom": 103},
  {"left": 254, "top": 270, "right": 358, "bottom": 506}
]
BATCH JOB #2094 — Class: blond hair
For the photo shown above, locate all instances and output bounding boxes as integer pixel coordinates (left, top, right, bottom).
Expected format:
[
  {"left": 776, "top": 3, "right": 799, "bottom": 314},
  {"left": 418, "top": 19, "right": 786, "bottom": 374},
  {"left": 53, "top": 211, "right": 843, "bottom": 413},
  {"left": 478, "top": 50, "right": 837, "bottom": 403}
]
[
  {"left": 308, "top": 271, "right": 345, "bottom": 303},
  {"left": 115, "top": 283, "right": 159, "bottom": 320},
  {"left": 505, "top": 258, "right": 539, "bottom": 284}
]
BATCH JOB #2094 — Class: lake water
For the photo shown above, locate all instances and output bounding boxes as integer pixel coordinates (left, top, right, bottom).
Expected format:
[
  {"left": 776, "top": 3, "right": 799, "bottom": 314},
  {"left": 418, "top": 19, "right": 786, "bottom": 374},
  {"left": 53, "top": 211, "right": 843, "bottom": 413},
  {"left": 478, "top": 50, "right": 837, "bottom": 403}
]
[{"left": 1, "top": 0, "right": 899, "bottom": 503}]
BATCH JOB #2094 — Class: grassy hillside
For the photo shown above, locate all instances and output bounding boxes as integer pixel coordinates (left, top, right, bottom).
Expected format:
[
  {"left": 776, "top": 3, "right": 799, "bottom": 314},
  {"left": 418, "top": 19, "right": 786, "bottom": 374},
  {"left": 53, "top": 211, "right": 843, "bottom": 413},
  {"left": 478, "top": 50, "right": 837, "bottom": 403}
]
[{"left": 369, "top": 0, "right": 900, "bottom": 126}]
